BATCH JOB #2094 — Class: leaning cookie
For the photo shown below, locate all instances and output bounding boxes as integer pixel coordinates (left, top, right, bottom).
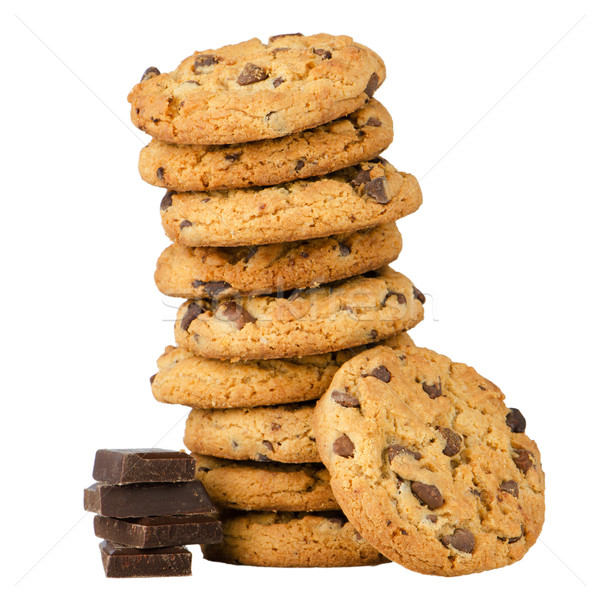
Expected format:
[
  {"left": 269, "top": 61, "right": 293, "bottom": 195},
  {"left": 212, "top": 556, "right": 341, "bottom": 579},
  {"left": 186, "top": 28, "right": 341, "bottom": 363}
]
[
  {"left": 313, "top": 346, "right": 545, "bottom": 576},
  {"left": 201, "top": 512, "right": 389, "bottom": 567},
  {"left": 151, "top": 332, "right": 415, "bottom": 409},
  {"left": 192, "top": 454, "right": 338, "bottom": 512},
  {"left": 160, "top": 160, "right": 421, "bottom": 247},
  {"left": 174, "top": 267, "right": 424, "bottom": 360},
  {"left": 184, "top": 402, "right": 318, "bottom": 464},
  {"left": 128, "top": 34, "right": 385, "bottom": 145},
  {"left": 155, "top": 224, "right": 401, "bottom": 299}
]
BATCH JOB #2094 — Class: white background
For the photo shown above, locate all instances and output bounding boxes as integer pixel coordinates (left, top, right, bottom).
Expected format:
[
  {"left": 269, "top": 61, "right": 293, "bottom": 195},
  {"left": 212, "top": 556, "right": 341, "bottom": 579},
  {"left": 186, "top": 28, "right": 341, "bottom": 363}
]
[{"left": 2, "top": 0, "right": 599, "bottom": 598}]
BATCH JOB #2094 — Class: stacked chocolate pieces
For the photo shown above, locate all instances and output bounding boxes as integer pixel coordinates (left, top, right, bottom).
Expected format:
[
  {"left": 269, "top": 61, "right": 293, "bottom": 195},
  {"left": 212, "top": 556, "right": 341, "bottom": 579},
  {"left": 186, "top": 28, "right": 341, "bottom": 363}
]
[
  {"left": 84, "top": 449, "right": 222, "bottom": 577},
  {"left": 128, "top": 33, "right": 425, "bottom": 567}
]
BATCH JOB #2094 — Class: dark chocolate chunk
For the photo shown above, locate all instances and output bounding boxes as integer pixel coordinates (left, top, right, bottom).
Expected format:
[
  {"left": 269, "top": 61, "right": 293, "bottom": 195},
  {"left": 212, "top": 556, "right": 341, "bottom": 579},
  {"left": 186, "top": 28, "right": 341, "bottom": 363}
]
[
  {"left": 441, "top": 529, "right": 475, "bottom": 553},
  {"left": 513, "top": 449, "right": 533, "bottom": 474},
  {"left": 364, "top": 177, "right": 389, "bottom": 204},
  {"left": 295, "top": 159, "right": 305, "bottom": 172},
  {"left": 499, "top": 480, "right": 519, "bottom": 498},
  {"left": 92, "top": 449, "right": 196, "bottom": 485},
  {"left": 262, "top": 440, "right": 274, "bottom": 452},
  {"left": 149, "top": 373, "right": 157, "bottom": 385},
  {"left": 428, "top": 515, "right": 438, "bottom": 523},
  {"left": 180, "top": 220, "right": 193, "bottom": 229},
  {"left": 272, "top": 76, "right": 285, "bottom": 88},
  {"left": 202, "top": 281, "right": 232, "bottom": 297},
  {"left": 313, "top": 48, "right": 332, "bottom": 59},
  {"left": 369, "top": 329, "right": 378, "bottom": 339},
  {"left": 366, "top": 365, "right": 392, "bottom": 382},
  {"left": 237, "top": 63, "right": 268, "bottom": 85},
  {"left": 413, "top": 286, "right": 426, "bottom": 303},
  {"left": 156, "top": 167, "right": 165, "bottom": 181},
  {"left": 193, "top": 55, "right": 220, "bottom": 73},
  {"left": 225, "top": 152, "right": 242, "bottom": 162},
  {"left": 498, "top": 530, "right": 523, "bottom": 544},
  {"left": 410, "top": 481, "right": 444, "bottom": 509},
  {"left": 269, "top": 33, "right": 303, "bottom": 43},
  {"left": 160, "top": 191, "right": 174, "bottom": 210},
  {"left": 84, "top": 481, "right": 216, "bottom": 518},
  {"left": 506, "top": 408, "right": 526, "bottom": 433},
  {"left": 255, "top": 453, "right": 271, "bottom": 463},
  {"left": 364, "top": 73, "right": 379, "bottom": 98},
  {"left": 338, "top": 241, "right": 351, "bottom": 256},
  {"left": 180, "top": 303, "right": 204, "bottom": 331},
  {"left": 94, "top": 514, "right": 223, "bottom": 548},
  {"left": 351, "top": 167, "right": 373, "bottom": 187},
  {"left": 331, "top": 389, "right": 360, "bottom": 408},
  {"left": 388, "top": 444, "right": 422, "bottom": 462},
  {"left": 384, "top": 291, "right": 406, "bottom": 305},
  {"left": 100, "top": 540, "right": 191, "bottom": 578},
  {"left": 422, "top": 380, "right": 442, "bottom": 399},
  {"left": 300, "top": 251, "right": 309, "bottom": 258},
  {"left": 221, "top": 301, "right": 256, "bottom": 329},
  {"left": 140, "top": 67, "right": 160, "bottom": 82},
  {"left": 365, "top": 117, "right": 382, "bottom": 127},
  {"left": 438, "top": 428, "right": 462, "bottom": 457},
  {"left": 333, "top": 434, "right": 355, "bottom": 458}
]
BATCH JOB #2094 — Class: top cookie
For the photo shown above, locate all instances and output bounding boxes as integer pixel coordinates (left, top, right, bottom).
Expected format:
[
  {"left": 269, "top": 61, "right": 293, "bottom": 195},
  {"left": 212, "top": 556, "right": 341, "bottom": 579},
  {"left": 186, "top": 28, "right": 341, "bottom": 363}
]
[
  {"left": 314, "top": 346, "right": 545, "bottom": 576},
  {"left": 128, "top": 34, "right": 385, "bottom": 145},
  {"left": 138, "top": 100, "right": 393, "bottom": 191}
]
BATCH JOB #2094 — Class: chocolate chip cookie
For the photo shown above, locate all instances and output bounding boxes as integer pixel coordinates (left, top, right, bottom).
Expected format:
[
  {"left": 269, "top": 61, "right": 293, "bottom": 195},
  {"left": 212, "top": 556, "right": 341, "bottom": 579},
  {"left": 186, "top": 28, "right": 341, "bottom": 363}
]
[
  {"left": 174, "top": 267, "right": 425, "bottom": 360},
  {"left": 184, "top": 402, "right": 318, "bottom": 464},
  {"left": 192, "top": 454, "right": 338, "bottom": 512},
  {"left": 128, "top": 34, "right": 385, "bottom": 145},
  {"left": 201, "top": 511, "right": 388, "bottom": 567},
  {"left": 155, "top": 223, "right": 401, "bottom": 299},
  {"left": 160, "top": 159, "right": 421, "bottom": 247},
  {"left": 151, "top": 332, "right": 414, "bottom": 409},
  {"left": 313, "top": 345, "right": 545, "bottom": 576}
]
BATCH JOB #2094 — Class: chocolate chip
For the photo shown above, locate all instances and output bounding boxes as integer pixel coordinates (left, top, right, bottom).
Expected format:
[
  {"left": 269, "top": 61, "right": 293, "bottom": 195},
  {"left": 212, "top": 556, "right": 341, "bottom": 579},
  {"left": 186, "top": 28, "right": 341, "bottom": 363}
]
[
  {"left": 366, "top": 365, "right": 392, "bottom": 382},
  {"left": 428, "top": 515, "right": 438, "bottom": 523},
  {"left": 513, "top": 449, "right": 533, "bottom": 474},
  {"left": 269, "top": 33, "right": 303, "bottom": 43},
  {"left": 156, "top": 167, "right": 165, "bottom": 181},
  {"left": 149, "top": 373, "right": 157, "bottom": 384},
  {"left": 160, "top": 191, "right": 174, "bottom": 210},
  {"left": 193, "top": 55, "right": 220, "bottom": 73},
  {"left": 180, "top": 303, "right": 205, "bottom": 331},
  {"left": 364, "top": 73, "right": 379, "bottom": 98},
  {"left": 384, "top": 291, "right": 406, "bottom": 305},
  {"left": 441, "top": 529, "right": 475, "bottom": 553},
  {"left": 327, "top": 516, "right": 346, "bottom": 527},
  {"left": 364, "top": 177, "right": 389, "bottom": 204},
  {"left": 202, "top": 281, "right": 232, "bottom": 297},
  {"left": 184, "top": 80, "right": 200, "bottom": 86},
  {"left": 332, "top": 434, "right": 355, "bottom": 458},
  {"left": 411, "top": 482, "right": 444, "bottom": 509},
  {"left": 299, "top": 251, "right": 309, "bottom": 258},
  {"left": 262, "top": 440, "right": 274, "bottom": 451},
  {"left": 272, "top": 77, "right": 285, "bottom": 88},
  {"left": 400, "top": 529, "right": 408, "bottom": 535},
  {"left": 369, "top": 329, "right": 378, "bottom": 339},
  {"left": 271, "top": 423, "right": 281, "bottom": 431},
  {"left": 506, "top": 408, "right": 526, "bottom": 433},
  {"left": 313, "top": 48, "right": 332, "bottom": 59},
  {"left": 422, "top": 380, "right": 442, "bottom": 399},
  {"left": 237, "top": 63, "right": 268, "bottom": 85},
  {"left": 365, "top": 117, "right": 382, "bottom": 127},
  {"left": 439, "top": 428, "right": 462, "bottom": 457},
  {"left": 225, "top": 152, "right": 242, "bottom": 162},
  {"left": 255, "top": 454, "right": 271, "bottom": 463},
  {"left": 413, "top": 286, "right": 426, "bottom": 303},
  {"left": 388, "top": 444, "right": 422, "bottom": 462},
  {"left": 221, "top": 301, "right": 256, "bottom": 330},
  {"left": 331, "top": 389, "right": 360, "bottom": 408},
  {"left": 180, "top": 220, "right": 193, "bottom": 229},
  {"left": 499, "top": 480, "right": 519, "bottom": 498},
  {"left": 498, "top": 533, "right": 523, "bottom": 544},
  {"left": 140, "top": 67, "right": 160, "bottom": 82},
  {"left": 295, "top": 160, "right": 305, "bottom": 172},
  {"left": 351, "top": 167, "right": 373, "bottom": 187},
  {"left": 338, "top": 241, "right": 351, "bottom": 256}
]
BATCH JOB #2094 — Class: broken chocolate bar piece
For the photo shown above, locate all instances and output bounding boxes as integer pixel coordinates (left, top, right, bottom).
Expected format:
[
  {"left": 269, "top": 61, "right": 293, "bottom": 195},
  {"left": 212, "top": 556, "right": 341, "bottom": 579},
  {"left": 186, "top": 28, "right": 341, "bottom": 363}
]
[
  {"left": 100, "top": 540, "right": 191, "bottom": 578},
  {"left": 84, "top": 481, "right": 216, "bottom": 518},
  {"left": 93, "top": 449, "right": 196, "bottom": 484},
  {"left": 94, "top": 514, "right": 223, "bottom": 548}
]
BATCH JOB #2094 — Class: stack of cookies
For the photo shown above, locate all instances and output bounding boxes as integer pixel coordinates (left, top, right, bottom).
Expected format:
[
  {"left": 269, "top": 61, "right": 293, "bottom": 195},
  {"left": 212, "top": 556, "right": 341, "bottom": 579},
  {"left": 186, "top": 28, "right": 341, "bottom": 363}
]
[{"left": 128, "top": 33, "right": 425, "bottom": 568}]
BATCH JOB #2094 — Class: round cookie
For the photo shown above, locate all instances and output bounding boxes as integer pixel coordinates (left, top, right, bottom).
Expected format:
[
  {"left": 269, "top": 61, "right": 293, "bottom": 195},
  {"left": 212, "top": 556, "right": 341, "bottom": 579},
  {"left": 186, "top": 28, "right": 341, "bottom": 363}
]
[
  {"left": 184, "top": 402, "right": 318, "bottom": 464},
  {"left": 160, "top": 159, "right": 421, "bottom": 247},
  {"left": 313, "top": 345, "right": 545, "bottom": 576},
  {"left": 138, "top": 100, "right": 392, "bottom": 191},
  {"left": 128, "top": 34, "right": 386, "bottom": 145},
  {"left": 192, "top": 454, "right": 338, "bottom": 512},
  {"left": 155, "top": 223, "right": 402, "bottom": 299},
  {"left": 174, "top": 267, "right": 425, "bottom": 360},
  {"left": 201, "top": 511, "right": 388, "bottom": 567},
  {"left": 151, "top": 332, "right": 415, "bottom": 409}
]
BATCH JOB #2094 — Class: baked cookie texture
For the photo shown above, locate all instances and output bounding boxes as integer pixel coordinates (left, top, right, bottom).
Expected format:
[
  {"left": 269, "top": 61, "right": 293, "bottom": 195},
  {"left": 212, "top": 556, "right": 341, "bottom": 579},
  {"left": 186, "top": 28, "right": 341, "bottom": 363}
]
[
  {"left": 160, "top": 159, "right": 421, "bottom": 247},
  {"left": 128, "top": 34, "right": 386, "bottom": 145},
  {"left": 192, "top": 454, "right": 338, "bottom": 512},
  {"left": 139, "top": 99, "right": 393, "bottom": 191},
  {"left": 313, "top": 346, "right": 545, "bottom": 576},
  {"left": 151, "top": 332, "right": 414, "bottom": 409},
  {"left": 174, "top": 267, "right": 425, "bottom": 360},
  {"left": 201, "top": 511, "right": 389, "bottom": 567},
  {"left": 155, "top": 223, "right": 402, "bottom": 299},
  {"left": 184, "top": 402, "right": 318, "bottom": 464}
]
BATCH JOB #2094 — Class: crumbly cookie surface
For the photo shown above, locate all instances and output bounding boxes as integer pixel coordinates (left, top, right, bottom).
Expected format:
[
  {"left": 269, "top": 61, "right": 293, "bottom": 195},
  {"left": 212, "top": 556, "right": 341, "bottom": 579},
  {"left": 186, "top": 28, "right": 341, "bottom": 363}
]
[
  {"left": 174, "top": 267, "right": 425, "bottom": 360},
  {"left": 160, "top": 160, "right": 421, "bottom": 247},
  {"left": 314, "top": 346, "right": 545, "bottom": 576},
  {"left": 201, "top": 511, "right": 389, "bottom": 567},
  {"left": 184, "top": 402, "right": 318, "bottom": 463},
  {"left": 192, "top": 454, "right": 338, "bottom": 512},
  {"left": 128, "top": 34, "right": 386, "bottom": 145},
  {"left": 155, "top": 223, "right": 401, "bottom": 299},
  {"left": 139, "top": 99, "right": 392, "bottom": 191},
  {"left": 151, "top": 332, "right": 414, "bottom": 409}
]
